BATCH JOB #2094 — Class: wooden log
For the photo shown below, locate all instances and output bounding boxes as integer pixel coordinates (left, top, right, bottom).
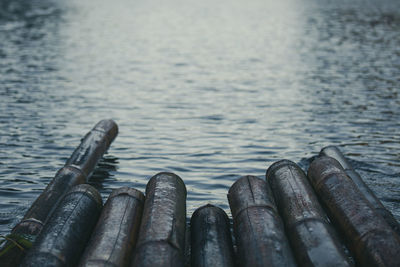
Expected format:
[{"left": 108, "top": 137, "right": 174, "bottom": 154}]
[
  {"left": 228, "top": 175, "right": 296, "bottom": 267},
  {"left": 320, "top": 145, "right": 400, "bottom": 235},
  {"left": 307, "top": 156, "right": 400, "bottom": 267},
  {"left": 20, "top": 184, "right": 103, "bottom": 267},
  {"left": 190, "top": 204, "right": 235, "bottom": 267},
  {"left": 0, "top": 119, "right": 118, "bottom": 267},
  {"left": 131, "top": 172, "right": 187, "bottom": 267},
  {"left": 79, "top": 187, "right": 145, "bottom": 267},
  {"left": 266, "top": 160, "right": 352, "bottom": 267}
]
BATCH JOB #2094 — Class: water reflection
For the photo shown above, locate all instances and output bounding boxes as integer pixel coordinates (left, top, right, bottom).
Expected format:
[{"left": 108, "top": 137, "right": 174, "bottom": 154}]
[{"left": 88, "top": 155, "right": 118, "bottom": 193}]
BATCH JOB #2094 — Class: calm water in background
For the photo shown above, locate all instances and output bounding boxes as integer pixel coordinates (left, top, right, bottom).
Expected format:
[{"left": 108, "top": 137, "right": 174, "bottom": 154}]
[{"left": 0, "top": 0, "right": 399, "bottom": 234}]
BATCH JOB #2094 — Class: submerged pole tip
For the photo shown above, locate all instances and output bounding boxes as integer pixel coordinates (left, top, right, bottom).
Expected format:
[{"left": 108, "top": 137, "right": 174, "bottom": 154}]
[{"left": 146, "top": 172, "right": 187, "bottom": 196}]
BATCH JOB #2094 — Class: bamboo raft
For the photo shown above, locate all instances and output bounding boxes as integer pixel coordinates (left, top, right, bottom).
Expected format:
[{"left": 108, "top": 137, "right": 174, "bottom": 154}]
[{"left": 1, "top": 120, "right": 399, "bottom": 267}]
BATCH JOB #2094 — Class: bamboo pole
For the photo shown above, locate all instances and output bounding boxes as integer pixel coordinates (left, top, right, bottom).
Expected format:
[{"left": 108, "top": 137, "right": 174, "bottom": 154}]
[
  {"left": 79, "top": 187, "right": 144, "bottom": 267},
  {"left": 228, "top": 175, "right": 296, "bottom": 267},
  {"left": 20, "top": 184, "right": 103, "bottom": 267},
  {"left": 267, "top": 160, "right": 352, "bottom": 266},
  {"left": 0, "top": 119, "right": 118, "bottom": 266},
  {"left": 308, "top": 156, "right": 400, "bottom": 267},
  {"left": 320, "top": 145, "right": 400, "bottom": 235},
  {"left": 131, "top": 172, "right": 187, "bottom": 267},
  {"left": 190, "top": 204, "right": 235, "bottom": 267}
]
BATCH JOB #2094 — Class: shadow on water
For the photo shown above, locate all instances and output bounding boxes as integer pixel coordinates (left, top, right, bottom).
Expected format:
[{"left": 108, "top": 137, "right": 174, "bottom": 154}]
[
  {"left": 88, "top": 155, "right": 119, "bottom": 195},
  {"left": 89, "top": 155, "right": 154, "bottom": 202}
]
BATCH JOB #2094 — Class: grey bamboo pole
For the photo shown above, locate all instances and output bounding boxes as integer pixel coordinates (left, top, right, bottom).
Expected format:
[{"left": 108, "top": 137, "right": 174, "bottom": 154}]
[
  {"left": 0, "top": 119, "right": 118, "bottom": 267},
  {"left": 308, "top": 156, "right": 400, "bottom": 267},
  {"left": 320, "top": 145, "right": 400, "bottom": 235},
  {"left": 131, "top": 172, "right": 187, "bottom": 267},
  {"left": 228, "top": 175, "right": 296, "bottom": 267},
  {"left": 20, "top": 184, "right": 103, "bottom": 267},
  {"left": 267, "top": 160, "right": 352, "bottom": 267},
  {"left": 25, "top": 119, "right": 117, "bottom": 223},
  {"left": 79, "top": 187, "right": 144, "bottom": 267},
  {"left": 190, "top": 204, "right": 235, "bottom": 267}
]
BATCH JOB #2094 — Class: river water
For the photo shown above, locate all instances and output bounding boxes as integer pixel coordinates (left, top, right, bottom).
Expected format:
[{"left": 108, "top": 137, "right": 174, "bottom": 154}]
[{"left": 0, "top": 0, "right": 399, "bottom": 234}]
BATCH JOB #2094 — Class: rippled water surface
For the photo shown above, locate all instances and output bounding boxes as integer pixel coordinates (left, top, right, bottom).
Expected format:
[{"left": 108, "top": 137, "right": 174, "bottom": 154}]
[{"left": 1, "top": 0, "right": 399, "bottom": 233}]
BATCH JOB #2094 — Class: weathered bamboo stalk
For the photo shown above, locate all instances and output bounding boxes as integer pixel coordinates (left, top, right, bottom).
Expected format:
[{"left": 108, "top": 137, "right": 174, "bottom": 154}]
[
  {"left": 228, "top": 175, "right": 296, "bottom": 267},
  {"left": 266, "top": 160, "right": 352, "bottom": 267},
  {"left": 131, "top": 172, "right": 187, "bottom": 267},
  {"left": 190, "top": 204, "right": 235, "bottom": 267},
  {"left": 0, "top": 119, "right": 118, "bottom": 267},
  {"left": 22, "top": 166, "right": 86, "bottom": 224},
  {"left": 320, "top": 145, "right": 400, "bottom": 235},
  {"left": 79, "top": 187, "right": 145, "bottom": 267},
  {"left": 65, "top": 119, "right": 118, "bottom": 178},
  {"left": 20, "top": 184, "right": 103, "bottom": 267},
  {"left": 307, "top": 156, "right": 400, "bottom": 267},
  {"left": 25, "top": 119, "right": 117, "bottom": 223}
]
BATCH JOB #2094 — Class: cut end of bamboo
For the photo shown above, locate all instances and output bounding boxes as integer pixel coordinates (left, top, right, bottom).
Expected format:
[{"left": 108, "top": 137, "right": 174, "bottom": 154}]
[
  {"left": 265, "top": 159, "right": 298, "bottom": 181},
  {"left": 146, "top": 172, "right": 187, "bottom": 197},
  {"left": 93, "top": 119, "right": 119, "bottom": 145},
  {"left": 108, "top": 186, "right": 145, "bottom": 202},
  {"left": 228, "top": 175, "right": 276, "bottom": 219}
]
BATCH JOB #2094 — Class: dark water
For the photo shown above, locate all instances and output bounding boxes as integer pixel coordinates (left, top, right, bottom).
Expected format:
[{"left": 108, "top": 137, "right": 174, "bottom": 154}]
[{"left": 1, "top": 0, "right": 399, "bottom": 234}]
